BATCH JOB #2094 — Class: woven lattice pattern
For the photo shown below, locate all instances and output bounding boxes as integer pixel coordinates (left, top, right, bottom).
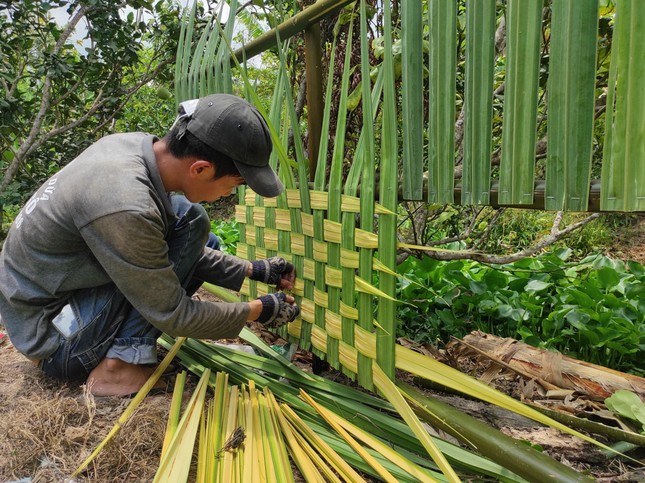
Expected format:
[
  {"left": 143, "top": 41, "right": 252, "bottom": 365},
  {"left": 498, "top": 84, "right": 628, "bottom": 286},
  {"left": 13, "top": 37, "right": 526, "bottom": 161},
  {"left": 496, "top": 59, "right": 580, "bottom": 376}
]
[{"left": 236, "top": 188, "right": 398, "bottom": 386}]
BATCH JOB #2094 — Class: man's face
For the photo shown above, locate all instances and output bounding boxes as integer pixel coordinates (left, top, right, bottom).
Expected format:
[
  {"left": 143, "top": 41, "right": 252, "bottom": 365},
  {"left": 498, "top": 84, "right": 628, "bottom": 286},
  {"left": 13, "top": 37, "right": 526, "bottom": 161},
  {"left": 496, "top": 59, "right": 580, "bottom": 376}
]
[{"left": 184, "top": 161, "right": 245, "bottom": 202}]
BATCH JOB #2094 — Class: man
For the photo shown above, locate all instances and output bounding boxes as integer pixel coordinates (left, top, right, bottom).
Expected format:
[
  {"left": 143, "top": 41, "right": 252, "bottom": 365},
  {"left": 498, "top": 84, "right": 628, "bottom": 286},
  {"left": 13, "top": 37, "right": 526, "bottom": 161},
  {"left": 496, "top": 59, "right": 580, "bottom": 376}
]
[{"left": 0, "top": 93, "right": 299, "bottom": 397}]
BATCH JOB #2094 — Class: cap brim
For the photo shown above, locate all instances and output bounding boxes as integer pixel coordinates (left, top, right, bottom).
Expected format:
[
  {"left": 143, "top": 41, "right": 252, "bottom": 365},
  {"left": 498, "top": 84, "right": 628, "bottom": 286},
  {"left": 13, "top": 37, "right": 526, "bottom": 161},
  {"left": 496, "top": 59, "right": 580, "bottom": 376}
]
[{"left": 235, "top": 162, "right": 284, "bottom": 198}]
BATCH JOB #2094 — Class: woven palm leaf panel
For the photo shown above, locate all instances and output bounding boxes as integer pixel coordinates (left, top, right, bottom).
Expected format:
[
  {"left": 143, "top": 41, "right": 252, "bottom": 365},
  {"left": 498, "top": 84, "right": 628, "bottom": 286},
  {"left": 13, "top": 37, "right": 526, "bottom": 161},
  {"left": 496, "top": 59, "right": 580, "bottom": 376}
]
[
  {"left": 234, "top": 0, "right": 401, "bottom": 385},
  {"left": 235, "top": 191, "right": 396, "bottom": 374}
]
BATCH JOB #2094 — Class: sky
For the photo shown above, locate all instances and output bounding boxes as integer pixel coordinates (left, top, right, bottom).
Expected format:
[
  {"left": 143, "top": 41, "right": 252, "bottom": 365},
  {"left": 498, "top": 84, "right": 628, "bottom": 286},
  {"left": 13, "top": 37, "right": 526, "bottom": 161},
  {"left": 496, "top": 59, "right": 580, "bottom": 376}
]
[{"left": 49, "top": 1, "right": 232, "bottom": 55}]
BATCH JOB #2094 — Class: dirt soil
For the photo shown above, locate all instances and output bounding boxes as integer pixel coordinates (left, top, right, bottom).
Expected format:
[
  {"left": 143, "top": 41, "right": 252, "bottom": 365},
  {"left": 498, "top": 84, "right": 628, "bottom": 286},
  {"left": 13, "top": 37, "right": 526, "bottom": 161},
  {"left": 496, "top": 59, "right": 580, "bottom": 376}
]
[
  {"left": 0, "top": 217, "right": 644, "bottom": 482},
  {"left": 607, "top": 215, "right": 645, "bottom": 265}
]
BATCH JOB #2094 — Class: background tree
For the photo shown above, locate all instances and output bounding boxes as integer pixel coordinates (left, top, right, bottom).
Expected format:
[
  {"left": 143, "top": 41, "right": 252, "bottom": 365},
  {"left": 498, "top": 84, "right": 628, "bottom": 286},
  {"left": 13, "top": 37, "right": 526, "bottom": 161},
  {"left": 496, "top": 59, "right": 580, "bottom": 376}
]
[{"left": 0, "top": 0, "right": 182, "bottom": 225}]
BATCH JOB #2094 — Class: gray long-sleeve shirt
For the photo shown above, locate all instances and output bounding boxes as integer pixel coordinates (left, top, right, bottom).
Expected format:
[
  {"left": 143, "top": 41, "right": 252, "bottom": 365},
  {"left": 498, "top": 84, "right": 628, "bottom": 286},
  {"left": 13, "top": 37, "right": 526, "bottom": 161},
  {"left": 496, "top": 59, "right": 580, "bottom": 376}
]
[{"left": 0, "top": 133, "right": 250, "bottom": 359}]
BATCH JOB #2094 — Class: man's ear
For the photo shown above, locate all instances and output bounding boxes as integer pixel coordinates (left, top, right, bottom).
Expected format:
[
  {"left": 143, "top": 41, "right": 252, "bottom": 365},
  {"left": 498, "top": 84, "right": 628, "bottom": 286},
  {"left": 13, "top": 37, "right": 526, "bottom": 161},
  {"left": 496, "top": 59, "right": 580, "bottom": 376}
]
[{"left": 189, "top": 159, "right": 214, "bottom": 177}]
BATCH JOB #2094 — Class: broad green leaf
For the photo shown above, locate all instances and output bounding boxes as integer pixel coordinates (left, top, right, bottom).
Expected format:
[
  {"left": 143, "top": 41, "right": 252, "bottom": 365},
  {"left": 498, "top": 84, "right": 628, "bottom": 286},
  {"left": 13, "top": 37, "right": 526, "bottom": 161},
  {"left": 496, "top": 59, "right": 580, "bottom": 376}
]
[
  {"left": 483, "top": 270, "right": 510, "bottom": 290},
  {"left": 525, "top": 280, "right": 552, "bottom": 293},
  {"left": 627, "top": 261, "right": 644, "bottom": 277},
  {"left": 605, "top": 390, "right": 645, "bottom": 432},
  {"left": 596, "top": 267, "right": 622, "bottom": 290}
]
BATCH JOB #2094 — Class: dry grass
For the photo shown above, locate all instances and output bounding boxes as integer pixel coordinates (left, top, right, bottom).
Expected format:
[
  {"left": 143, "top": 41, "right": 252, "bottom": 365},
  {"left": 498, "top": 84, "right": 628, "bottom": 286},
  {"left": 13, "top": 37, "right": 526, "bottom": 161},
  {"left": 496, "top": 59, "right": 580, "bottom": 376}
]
[{"left": 0, "top": 340, "right": 174, "bottom": 482}]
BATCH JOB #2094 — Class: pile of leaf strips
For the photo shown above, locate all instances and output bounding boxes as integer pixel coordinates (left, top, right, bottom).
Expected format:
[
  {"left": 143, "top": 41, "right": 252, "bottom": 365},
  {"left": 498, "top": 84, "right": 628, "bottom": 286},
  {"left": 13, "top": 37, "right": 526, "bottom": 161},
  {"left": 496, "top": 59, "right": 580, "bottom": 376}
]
[{"left": 147, "top": 330, "right": 600, "bottom": 483}]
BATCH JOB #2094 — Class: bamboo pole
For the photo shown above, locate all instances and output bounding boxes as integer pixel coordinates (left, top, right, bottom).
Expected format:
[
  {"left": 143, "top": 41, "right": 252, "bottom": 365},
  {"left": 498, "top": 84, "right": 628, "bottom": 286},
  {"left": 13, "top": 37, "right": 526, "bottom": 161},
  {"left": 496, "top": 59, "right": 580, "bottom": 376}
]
[
  {"left": 304, "top": 23, "right": 323, "bottom": 180},
  {"left": 231, "top": 0, "right": 354, "bottom": 63}
]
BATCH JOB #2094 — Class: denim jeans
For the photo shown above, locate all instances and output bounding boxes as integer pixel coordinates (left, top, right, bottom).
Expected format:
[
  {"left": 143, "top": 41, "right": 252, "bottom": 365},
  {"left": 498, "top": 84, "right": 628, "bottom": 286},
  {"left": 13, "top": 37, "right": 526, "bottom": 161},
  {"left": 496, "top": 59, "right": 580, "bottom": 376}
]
[{"left": 40, "top": 195, "right": 220, "bottom": 381}]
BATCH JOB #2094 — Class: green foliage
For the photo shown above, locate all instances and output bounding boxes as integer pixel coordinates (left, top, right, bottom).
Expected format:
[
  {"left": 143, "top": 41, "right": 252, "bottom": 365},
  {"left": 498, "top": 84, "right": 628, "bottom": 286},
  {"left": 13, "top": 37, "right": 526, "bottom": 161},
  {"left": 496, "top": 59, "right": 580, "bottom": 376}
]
[
  {"left": 396, "top": 250, "right": 645, "bottom": 375},
  {"left": 115, "top": 75, "right": 176, "bottom": 135},
  {"left": 210, "top": 219, "right": 240, "bottom": 256},
  {"left": 0, "top": 0, "right": 182, "bottom": 204},
  {"left": 605, "top": 390, "right": 645, "bottom": 434}
]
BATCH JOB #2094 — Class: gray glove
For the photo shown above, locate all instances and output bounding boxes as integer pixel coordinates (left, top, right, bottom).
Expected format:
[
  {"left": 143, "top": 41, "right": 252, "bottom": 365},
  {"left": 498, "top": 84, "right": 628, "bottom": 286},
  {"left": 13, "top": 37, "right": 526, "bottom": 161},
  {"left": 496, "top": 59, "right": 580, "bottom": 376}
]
[
  {"left": 250, "top": 257, "right": 296, "bottom": 290},
  {"left": 256, "top": 292, "right": 300, "bottom": 327}
]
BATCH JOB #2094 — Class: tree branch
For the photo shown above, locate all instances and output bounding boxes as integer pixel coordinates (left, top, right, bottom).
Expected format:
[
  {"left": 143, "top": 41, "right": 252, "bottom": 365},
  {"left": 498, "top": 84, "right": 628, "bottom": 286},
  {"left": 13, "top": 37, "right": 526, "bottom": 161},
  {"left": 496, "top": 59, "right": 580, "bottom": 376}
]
[{"left": 407, "top": 212, "right": 602, "bottom": 265}]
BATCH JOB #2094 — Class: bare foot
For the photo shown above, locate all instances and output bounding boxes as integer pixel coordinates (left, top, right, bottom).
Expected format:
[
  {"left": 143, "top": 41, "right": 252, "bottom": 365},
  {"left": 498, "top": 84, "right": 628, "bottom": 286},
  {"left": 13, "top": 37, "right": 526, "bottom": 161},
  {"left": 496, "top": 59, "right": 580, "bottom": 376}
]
[{"left": 86, "top": 357, "right": 164, "bottom": 397}]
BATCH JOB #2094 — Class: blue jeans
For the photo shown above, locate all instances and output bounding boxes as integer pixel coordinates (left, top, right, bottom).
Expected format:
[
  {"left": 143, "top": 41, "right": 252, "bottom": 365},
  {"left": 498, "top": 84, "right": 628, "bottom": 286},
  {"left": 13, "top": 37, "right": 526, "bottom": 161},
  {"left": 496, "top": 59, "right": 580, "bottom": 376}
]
[{"left": 40, "top": 195, "right": 220, "bottom": 381}]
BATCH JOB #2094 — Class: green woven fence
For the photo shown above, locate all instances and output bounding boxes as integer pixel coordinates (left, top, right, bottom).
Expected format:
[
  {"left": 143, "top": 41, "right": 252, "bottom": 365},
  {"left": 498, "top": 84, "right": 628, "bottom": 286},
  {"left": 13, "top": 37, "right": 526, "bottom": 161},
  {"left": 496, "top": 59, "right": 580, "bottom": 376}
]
[{"left": 176, "top": 0, "right": 645, "bottom": 387}]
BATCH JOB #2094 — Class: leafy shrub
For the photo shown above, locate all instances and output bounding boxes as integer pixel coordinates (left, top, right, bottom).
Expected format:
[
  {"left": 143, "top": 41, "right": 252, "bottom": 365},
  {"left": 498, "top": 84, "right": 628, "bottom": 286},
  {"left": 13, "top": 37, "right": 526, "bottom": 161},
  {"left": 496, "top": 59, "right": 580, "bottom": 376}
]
[
  {"left": 396, "top": 249, "right": 645, "bottom": 375},
  {"left": 211, "top": 219, "right": 240, "bottom": 255}
]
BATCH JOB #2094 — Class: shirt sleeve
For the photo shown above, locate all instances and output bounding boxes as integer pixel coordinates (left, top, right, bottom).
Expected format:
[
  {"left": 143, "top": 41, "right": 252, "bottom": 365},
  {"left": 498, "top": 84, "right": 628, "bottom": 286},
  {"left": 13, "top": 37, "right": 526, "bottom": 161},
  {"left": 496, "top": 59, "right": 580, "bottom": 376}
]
[
  {"left": 79, "top": 210, "right": 250, "bottom": 339},
  {"left": 192, "top": 247, "right": 251, "bottom": 289}
]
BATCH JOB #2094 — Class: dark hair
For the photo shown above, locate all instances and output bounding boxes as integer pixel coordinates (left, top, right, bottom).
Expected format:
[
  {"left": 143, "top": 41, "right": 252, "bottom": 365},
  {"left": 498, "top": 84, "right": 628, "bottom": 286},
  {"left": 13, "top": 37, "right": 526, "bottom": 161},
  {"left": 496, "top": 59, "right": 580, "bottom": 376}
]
[{"left": 163, "top": 117, "right": 242, "bottom": 180}]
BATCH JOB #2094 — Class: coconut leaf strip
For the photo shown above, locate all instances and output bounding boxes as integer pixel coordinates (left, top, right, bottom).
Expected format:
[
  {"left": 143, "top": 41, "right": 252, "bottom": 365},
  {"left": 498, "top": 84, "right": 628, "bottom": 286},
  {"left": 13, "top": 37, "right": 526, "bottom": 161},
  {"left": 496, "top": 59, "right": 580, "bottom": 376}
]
[
  {"left": 273, "top": 30, "right": 312, "bottom": 347},
  {"left": 280, "top": 403, "right": 368, "bottom": 483},
  {"left": 427, "top": 0, "right": 457, "bottom": 203},
  {"left": 153, "top": 369, "right": 211, "bottom": 483},
  {"left": 300, "top": 390, "right": 400, "bottom": 483},
  {"left": 262, "top": 389, "right": 295, "bottom": 482},
  {"left": 395, "top": 342, "right": 629, "bottom": 457},
  {"left": 324, "top": 15, "right": 355, "bottom": 372},
  {"left": 499, "top": 0, "right": 543, "bottom": 204},
  {"left": 462, "top": 0, "right": 495, "bottom": 204},
  {"left": 268, "top": 388, "right": 324, "bottom": 481},
  {"left": 357, "top": 2, "right": 379, "bottom": 386},
  {"left": 372, "top": 363, "right": 459, "bottom": 482},
  {"left": 401, "top": 0, "right": 424, "bottom": 199},
  {"left": 398, "top": 381, "right": 593, "bottom": 483},
  {"left": 601, "top": 0, "right": 645, "bottom": 211},
  {"left": 174, "top": 2, "right": 196, "bottom": 104},
  {"left": 161, "top": 370, "right": 187, "bottom": 457},
  {"left": 217, "top": 385, "right": 241, "bottom": 481},
  {"left": 202, "top": 372, "right": 228, "bottom": 481},
  {"left": 320, "top": 399, "right": 440, "bottom": 482},
  {"left": 160, "top": 334, "right": 534, "bottom": 481},
  {"left": 546, "top": 0, "right": 598, "bottom": 210},
  {"left": 376, "top": 0, "right": 398, "bottom": 380}
]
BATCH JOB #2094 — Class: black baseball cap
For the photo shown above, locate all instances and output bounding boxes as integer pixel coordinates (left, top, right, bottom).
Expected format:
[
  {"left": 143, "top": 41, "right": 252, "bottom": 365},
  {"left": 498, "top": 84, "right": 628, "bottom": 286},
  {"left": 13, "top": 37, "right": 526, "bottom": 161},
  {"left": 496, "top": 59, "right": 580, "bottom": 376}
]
[{"left": 182, "top": 93, "right": 283, "bottom": 197}]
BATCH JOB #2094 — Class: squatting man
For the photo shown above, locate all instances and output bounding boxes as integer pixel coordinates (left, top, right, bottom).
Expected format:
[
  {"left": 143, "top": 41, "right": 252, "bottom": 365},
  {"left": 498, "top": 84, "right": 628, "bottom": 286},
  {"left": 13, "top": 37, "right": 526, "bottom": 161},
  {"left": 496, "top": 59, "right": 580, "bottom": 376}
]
[{"left": 0, "top": 93, "right": 299, "bottom": 397}]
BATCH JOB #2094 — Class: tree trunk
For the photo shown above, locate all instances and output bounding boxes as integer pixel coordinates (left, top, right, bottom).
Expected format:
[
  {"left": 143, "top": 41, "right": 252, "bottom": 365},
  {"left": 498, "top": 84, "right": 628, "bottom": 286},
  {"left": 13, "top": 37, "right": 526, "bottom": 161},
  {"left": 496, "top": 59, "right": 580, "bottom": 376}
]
[{"left": 451, "top": 331, "right": 645, "bottom": 401}]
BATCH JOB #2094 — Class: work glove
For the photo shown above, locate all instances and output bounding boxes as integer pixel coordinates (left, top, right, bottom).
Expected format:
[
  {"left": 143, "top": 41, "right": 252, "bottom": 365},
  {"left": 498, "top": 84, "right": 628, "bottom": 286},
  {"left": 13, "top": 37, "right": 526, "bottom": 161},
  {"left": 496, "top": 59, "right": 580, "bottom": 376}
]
[
  {"left": 250, "top": 257, "right": 296, "bottom": 290},
  {"left": 255, "top": 292, "right": 300, "bottom": 327}
]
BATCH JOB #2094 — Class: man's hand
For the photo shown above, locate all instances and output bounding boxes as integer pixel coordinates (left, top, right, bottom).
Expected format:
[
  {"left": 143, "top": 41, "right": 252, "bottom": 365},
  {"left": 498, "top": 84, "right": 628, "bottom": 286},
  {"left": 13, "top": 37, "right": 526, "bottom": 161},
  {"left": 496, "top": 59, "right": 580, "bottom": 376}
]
[
  {"left": 249, "top": 257, "right": 296, "bottom": 291},
  {"left": 254, "top": 292, "right": 300, "bottom": 327}
]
